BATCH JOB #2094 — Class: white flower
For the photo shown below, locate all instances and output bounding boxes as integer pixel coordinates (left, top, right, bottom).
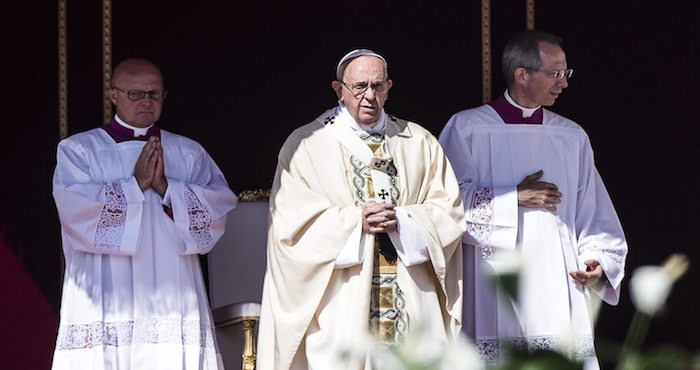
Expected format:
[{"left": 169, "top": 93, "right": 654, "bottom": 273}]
[
  {"left": 334, "top": 332, "right": 375, "bottom": 368},
  {"left": 482, "top": 248, "right": 522, "bottom": 301},
  {"left": 629, "top": 266, "right": 671, "bottom": 316},
  {"left": 369, "top": 345, "right": 406, "bottom": 370},
  {"left": 439, "top": 334, "right": 484, "bottom": 370},
  {"left": 395, "top": 327, "right": 445, "bottom": 365},
  {"left": 629, "top": 254, "right": 689, "bottom": 316},
  {"left": 357, "top": 320, "right": 485, "bottom": 369},
  {"left": 483, "top": 248, "right": 522, "bottom": 277}
]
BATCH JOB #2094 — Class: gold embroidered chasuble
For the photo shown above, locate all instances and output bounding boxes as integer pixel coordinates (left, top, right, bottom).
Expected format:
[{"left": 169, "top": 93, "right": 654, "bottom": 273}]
[
  {"left": 257, "top": 108, "right": 466, "bottom": 370},
  {"left": 354, "top": 132, "right": 406, "bottom": 343}
]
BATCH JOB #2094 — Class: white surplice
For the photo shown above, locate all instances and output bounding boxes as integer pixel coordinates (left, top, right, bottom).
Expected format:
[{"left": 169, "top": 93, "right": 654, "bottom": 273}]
[
  {"left": 256, "top": 107, "right": 466, "bottom": 370},
  {"left": 439, "top": 104, "right": 628, "bottom": 369},
  {"left": 51, "top": 127, "right": 238, "bottom": 369}
]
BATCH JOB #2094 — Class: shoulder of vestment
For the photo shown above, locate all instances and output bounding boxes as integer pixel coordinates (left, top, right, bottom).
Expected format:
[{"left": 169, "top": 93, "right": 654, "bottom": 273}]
[
  {"left": 159, "top": 129, "right": 205, "bottom": 151},
  {"left": 61, "top": 126, "right": 105, "bottom": 143},
  {"left": 385, "top": 112, "right": 439, "bottom": 142},
  {"left": 446, "top": 104, "right": 499, "bottom": 127}
]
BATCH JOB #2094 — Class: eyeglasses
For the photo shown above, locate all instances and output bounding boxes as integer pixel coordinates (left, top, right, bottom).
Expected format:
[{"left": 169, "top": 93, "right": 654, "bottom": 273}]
[
  {"left": 112, "top": 87, "right": 168, "bottom": 101},
  {"left": 338, "top": 80, "right": 389, "bottom": 97},
  {"left": 534, "top": 68, "right": 574, "bottom": 80}
]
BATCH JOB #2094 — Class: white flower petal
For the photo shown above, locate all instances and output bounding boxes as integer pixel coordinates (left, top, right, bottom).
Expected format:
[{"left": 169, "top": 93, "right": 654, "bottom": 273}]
[
  {"left": 629, "top": 266, "right": 672, "bottom": 316},
  {"left": 483, "top": 248, "right": 522, "bottom": 276},
  {"left": 439, "top": 335, "right": 484, "bottom": 370}
]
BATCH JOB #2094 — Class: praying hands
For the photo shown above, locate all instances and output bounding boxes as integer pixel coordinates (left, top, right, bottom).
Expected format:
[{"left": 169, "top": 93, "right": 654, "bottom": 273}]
[
  {"left": 134, "top": 136, "right": 168, "bottom": 196},
  {"left": 361, "top": 201, "right": 397, "bottom": 234}
]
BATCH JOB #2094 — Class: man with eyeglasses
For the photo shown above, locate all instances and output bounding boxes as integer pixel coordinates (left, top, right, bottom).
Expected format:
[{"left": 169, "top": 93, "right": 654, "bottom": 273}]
[
  {"left": 51, "top": 58, "right": 237, "bottom": 369},
  {"left": 257, "top": 49, "right": 466, "bottom": 369},
  {"left": 439, "top": 30, "right": 628, "bottom": 369}
]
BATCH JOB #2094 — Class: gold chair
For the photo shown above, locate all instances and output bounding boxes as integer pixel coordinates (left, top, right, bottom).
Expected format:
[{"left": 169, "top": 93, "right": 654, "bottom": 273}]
[
  {"left": 213, "top": 302, "right": 261, "bottom": 370},
  {"left": 207, "top": 190, "right": 269, "bottom": 369}
]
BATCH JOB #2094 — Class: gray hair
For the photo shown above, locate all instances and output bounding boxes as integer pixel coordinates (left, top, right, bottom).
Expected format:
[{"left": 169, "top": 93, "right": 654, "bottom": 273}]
[
  {"left": 501, "top": 30, "right": 563, "bottom": 86},
  {"left": 335, "top": 49, "right": 389, "bottom": 80}
]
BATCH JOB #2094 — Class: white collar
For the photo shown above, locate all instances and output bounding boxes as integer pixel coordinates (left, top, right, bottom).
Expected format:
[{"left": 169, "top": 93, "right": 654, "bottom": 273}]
[
  {"left": 337, "top": 102, "right": 387, "bottom": 134},
  {"left": 114, "top": 114, "right": 153, "bottom": 137},
  {"left": 505, "top": 90, "right": 541, "bottom": 118}
]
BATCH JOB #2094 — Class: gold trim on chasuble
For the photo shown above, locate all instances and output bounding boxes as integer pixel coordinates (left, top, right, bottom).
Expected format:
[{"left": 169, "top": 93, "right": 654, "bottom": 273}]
[{"left": 349, "top": 131, "right": 406, "bottom": 343}]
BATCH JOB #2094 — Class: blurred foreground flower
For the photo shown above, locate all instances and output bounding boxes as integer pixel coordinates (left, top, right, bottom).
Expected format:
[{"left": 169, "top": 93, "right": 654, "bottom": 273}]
[
  {"left": 484, "top": 248, "right": 522, "bottom": 276},
  {"left": 369, "top": 331, "right": 484, "bottom": 370},
  {"left": 483, "top": 248, "right": 522, "bottom": 301},
  {"left": 338, "top": 317, "right": 484, "bottom": 369},
  {"left": 438, "top": 334, "right": 484, "bottom": 370},
  {"left": 628, "top": 253, "right": 689, "bottom": 316},
  {"left": 616, "top": 253, "right": 690, "bottom": 370}
]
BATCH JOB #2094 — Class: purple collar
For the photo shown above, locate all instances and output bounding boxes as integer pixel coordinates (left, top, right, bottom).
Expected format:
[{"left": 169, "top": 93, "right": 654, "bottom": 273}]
[
  {"left": 488, "top": 93, "right": 543, "bottom": 124},
  {"left": 101, "top": 119, "right": 161, "bottom": 143}
]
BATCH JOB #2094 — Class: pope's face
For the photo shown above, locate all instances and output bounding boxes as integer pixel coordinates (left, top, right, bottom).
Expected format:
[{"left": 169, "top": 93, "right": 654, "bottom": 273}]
[
  {"left": 522, "top": 42, "right": 569, "bottom": 107},
  {"left": 109, "top": 67, "right": 164, "bottom": 128},
  {"left": 333, "top": 56, "right": 392, "bottom": 125}
]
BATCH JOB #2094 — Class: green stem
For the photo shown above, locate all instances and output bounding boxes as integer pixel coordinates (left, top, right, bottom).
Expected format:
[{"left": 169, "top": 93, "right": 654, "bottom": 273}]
[{"left": 615, "top": 311, "right": 651, "bottom": 370}]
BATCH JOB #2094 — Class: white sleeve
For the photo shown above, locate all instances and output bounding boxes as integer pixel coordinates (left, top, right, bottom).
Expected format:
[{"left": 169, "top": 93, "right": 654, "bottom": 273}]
[
  {"left": 575, "top": 135, "right": 628, "bottom": 305},
  {"left": 52, "top": 139, "right": 145, "bottom": 256},
  {"left": 334, "top": 207, "right": 438, "bottom": 267},
  {"left": 165, "top": 150, "right": 238, "bottom": 255},
  {"left": 387, "top": 207, "right": 429, "bottom": 266},
  {"left": 335, "top": 218, "right": 366, "bottom": 268},
  {"left": 439, "top": 115, "right": 518, "bottom": 250}
]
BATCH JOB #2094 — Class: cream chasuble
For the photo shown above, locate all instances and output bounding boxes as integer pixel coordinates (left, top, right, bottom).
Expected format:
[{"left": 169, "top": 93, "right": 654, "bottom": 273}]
[
  {"left": 439, "top": 103, "right": 628, "bottom": 370},
  {"left": 257, "top": 106, "right": 466, "bottom": 370}
]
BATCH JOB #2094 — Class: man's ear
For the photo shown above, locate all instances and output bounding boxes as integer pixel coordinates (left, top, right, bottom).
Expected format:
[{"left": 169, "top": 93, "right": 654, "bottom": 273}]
[
  {"left": 331, "top": 80, "right": 343, "bottom": 101},
  {"left": 109, "top": 88, "right": 118, "bottom": 106},
  {"left": 514, "top": 67, "right": 529, "bottom": 85}
]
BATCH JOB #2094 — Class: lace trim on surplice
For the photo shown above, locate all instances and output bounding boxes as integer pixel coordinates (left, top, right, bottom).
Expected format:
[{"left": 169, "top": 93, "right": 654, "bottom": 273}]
[
  {"left": 578, "top": 245, "right": 627, "bottom": 265},
  {"left": 94, "top": 182, "right": 127, "bottom": 251},
  {"left": 468, "top": 186, "right": 495, "bottom": 259},
  {"left": 55, "top": 318, "right": 218, "bottom": 352},
  {"left": 185, "top": 188, "right": 214, "bottom": 250},
  {"left": 476, "top": 334, "right": 595, "bottom": 363}
]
